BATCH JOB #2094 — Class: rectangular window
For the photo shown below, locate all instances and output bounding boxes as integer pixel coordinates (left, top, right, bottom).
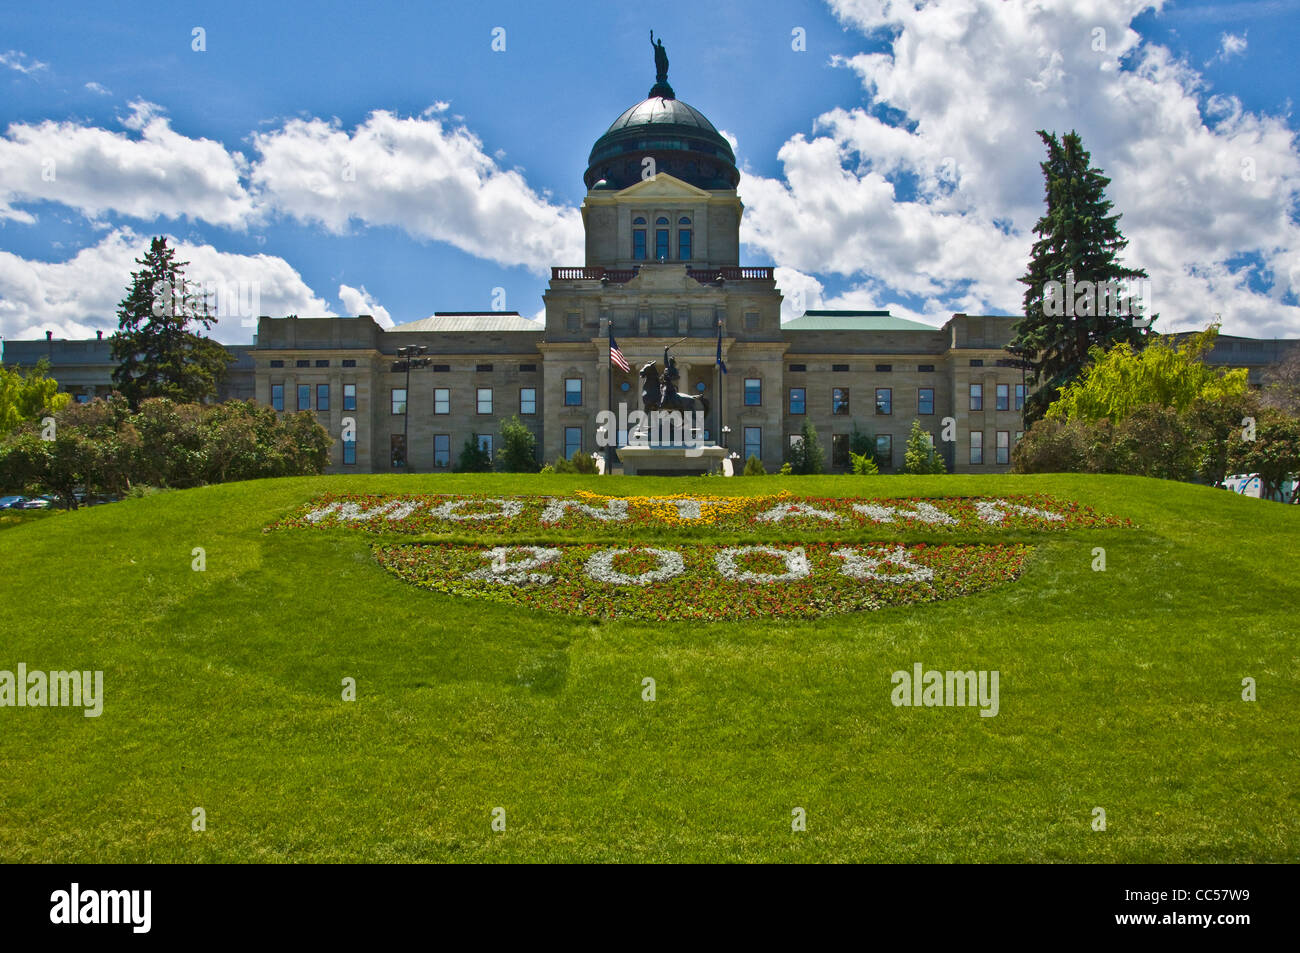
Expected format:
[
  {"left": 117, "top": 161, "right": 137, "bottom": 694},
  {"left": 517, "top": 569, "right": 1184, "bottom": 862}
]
[
  {"left": 565, "top": 378, "right": 582, "bottom": 406},
  {"left": 918, "top": 387, "right": 934, "bottom": 415},
  {"left": 391, "top": 434, "right": 407, "bottom": 469},
  {"left": 343, "top": 383, "right": 357, "bottom": 411},
  {"left": 432, "top": 364, "right": 450, "bottom": 373},
  {"left": 342, "top": 438, "right": 356, "bottom": 466},
  {"left": 832, "top": 387, "right": 850, "bottom": 415},
  {"left": 788, "top": 387, "right": 806, "bottom": 415},
  {"left": 970, "top": 359, "right": 984, "bottom": 367},
  {"left": 315, "top": 359, "right": 330, "bottom": 368},
  {"left": 996, "top": 430, "right": 1010, "bottom": 465},
  {"left": 316, "top": 384, "right": 329, "bottom": 411},
  {"left": 392, "top": 388, "right": 407, "bottom": 415},
  {"left": 678, "top": 229, "right": 691, "bottom": 260},
  {"left": 519, "top": 363, "right": 537, "bottom": 373},
  {"left": 1015, "top": 383, "right": 1027, "bottom": 411},
  {"left": 633, "top": 229, "right": 646, "bottom": 260},
  {"left": 744, "top": 312, "right": 760, "bottom": 332},
  {"left": 970, "top": 383, "right": 983, "bottom": 411},
  {"left": 476, "top": 434, "right": 493, "bottom": 459},
  {"left": 832, "top": 363, "right": 850, "bottom": 372},
  {"left": 1015, "top": 430, "right": 1024, "bottom": 444},
  {"left": 788, "top": 363, "right": 806, "bottom": 373},
  {"left": 433, "top": 388, "right": 449, "bottom": 414},
  {"left": 270, "top": 360, "right": 284, "bottom": 368},
  {"left": 875, "top": 387, "right": 892, "bottom": 415},
  {"left": 564, "top": 426, "right": 582, "bottom": 459},
  {"left": 271, "top": 384, "right": 284, "bottom": 411},
  {"left": 476, "top": 363, "right": 493, "bottom": 373},
  {"left": 477, "top": 388, "right": 492, "bottom": 414},
  {"left": 434, "top": 434, "right": 450, "bottom": 468},
  {"left": 743, "top": 427, "right": 761, "bottom": 463},
  {"left": 876, "top": 364, "right": 892, "bottom": 373},
  {"left": 970, "top": 430, "right": 983, "bottom": 465},
  {"left": 342, "top": 359, "right": 357, "bottom": 368},
  {"left": 996, "top": 383, "right": 1010, "bottom": 411},
  {"left": 744, "top": 378, "right": 762, "bottom": 406},
  {"left": 297, "top": 384, "right": 311, "bottom": 411},
  {"left": 875, "top": 434, "right": 893, "bottom": 469},
  {"left": 918, "top": 364, "right": 935, "bottom": 373},
  {"left": 832, "top": 433, "right": 850, "bottom": 470},
  {"left": 520, "top": 387, "right": 536, "bottom": 415},
  {"left": 655, "top": 228, "right": 669, "bottom": 260},
  {"left": 296, "top": 359, "right": 310, "bottom": 368}
]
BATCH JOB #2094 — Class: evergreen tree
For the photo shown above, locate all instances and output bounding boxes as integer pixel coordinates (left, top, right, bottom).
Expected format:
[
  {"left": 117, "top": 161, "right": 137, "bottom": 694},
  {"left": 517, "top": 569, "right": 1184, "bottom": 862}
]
[
  {"left": 498, "top": 415, "right": 540, "bottom": 472},
  {"left": 456, "top": 436, "right": 493, "bottom": 472},
  {"left": 111, "top": 237, "right": 232, "bottom": 408},
  {"left": 903, "top": 419, "right": 947, "bottom": 474},
  {"left": 1013, "top": 130, "right": 1151, "bottom": 423},
  {"left": 785, "top": 419, "right": 825, "bottom": 474}
]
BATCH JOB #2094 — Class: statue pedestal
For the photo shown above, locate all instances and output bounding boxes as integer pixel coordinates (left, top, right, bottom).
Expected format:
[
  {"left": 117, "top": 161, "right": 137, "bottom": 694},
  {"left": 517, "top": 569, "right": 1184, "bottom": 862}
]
[{"left": 616, "top": 444, "right": 728, "bottom": 476}]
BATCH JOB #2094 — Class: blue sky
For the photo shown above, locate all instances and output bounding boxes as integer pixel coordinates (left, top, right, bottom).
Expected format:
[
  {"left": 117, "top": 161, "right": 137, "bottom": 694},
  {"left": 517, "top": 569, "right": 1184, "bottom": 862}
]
[{"left": 1, "top": 0, "right": 1298, "bottom": 344}]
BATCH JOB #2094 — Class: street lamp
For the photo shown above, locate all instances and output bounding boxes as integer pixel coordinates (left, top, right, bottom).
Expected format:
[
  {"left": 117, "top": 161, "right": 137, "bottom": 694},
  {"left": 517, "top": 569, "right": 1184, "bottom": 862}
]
[{"left": 392, "top": 344, "right": 431, "bottom": 471}]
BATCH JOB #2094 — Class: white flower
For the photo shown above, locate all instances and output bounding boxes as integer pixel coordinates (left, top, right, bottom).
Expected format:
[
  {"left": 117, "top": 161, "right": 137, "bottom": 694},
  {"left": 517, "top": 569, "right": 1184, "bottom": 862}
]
[
  {"left": 975, "top": 500, "right": 1065, "bottom": 524},
  {"left": 852, "top": 501, "right": 957, "bottom": 525},
  {"left": 306, "top": 500, "right": 417, "bottom": 522},
  {"left": 464, "top": 546, "right": 561, "bottom": 585},
  {"left": 429, "top": 498, "right": 525, "bottom": 521},
  {"left": 832, "top": 546, "right": 934, "bottom": 583},
  {"left": 714, "top": 546, "right": 810, "bottom": 582},
  {"left": 539, "top": 498, "right": 629, "bottom": 523},
  {"left": 585, "top": 548, "right": 685, "bottom": 585},
  {"left": 754, "top": 502, "right": 842, "bottom": 523}
]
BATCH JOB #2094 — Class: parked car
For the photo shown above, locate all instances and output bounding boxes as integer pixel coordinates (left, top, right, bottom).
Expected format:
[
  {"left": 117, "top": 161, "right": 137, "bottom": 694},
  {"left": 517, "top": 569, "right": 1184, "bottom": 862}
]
[
  {"left": 0, "top": 496, "right": 28, "bottom": 510},
  {"left": 16, "top": 498, "right": 52, "bottom": 510}
]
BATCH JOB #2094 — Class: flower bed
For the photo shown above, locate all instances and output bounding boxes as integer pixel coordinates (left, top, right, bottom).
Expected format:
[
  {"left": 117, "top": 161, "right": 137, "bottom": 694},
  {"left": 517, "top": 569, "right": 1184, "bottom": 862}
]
[
  {"left": 272, "top": 491, "right": 1126, "bottom": 536},
  {"left": 372, "top": 542, "right": 1032, "bottom": 621}
]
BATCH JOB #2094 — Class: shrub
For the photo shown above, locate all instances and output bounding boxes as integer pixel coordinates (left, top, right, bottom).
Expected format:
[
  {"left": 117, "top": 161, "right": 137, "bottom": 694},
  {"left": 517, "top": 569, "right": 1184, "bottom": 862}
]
[
  {"left": 903, "top": 419, "right": 947, "bottom": 474},
  {"left": 778, "top": 462, "right": 793, "bottom": 475},
  {"left": 849, "top": 451, "right": 879, "bottom": 475},
  {"left": 742, "top": 455, "right": 767, "bottom": 476}
]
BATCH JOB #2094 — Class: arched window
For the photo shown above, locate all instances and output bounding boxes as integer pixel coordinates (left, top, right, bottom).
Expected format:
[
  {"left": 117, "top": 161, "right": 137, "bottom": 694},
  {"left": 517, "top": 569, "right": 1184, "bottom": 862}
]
[
  {"left": 678, "top": 215, "right": 692, "bottom": 260},
  {"left": 655, "top": 217, "right": 670, "bottom": 260},
  {"left": 678, "top": 217, "right": 691, "bottom": 225},
  {"left": 632, "top": 217, "right": 646, "bottom": 260}
]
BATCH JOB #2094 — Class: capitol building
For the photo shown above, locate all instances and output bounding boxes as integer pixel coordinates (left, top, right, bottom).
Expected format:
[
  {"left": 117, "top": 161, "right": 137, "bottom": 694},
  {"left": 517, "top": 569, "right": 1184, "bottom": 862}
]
[{"left": 12, "top": 53, "right": 1285, "bottom": 475}]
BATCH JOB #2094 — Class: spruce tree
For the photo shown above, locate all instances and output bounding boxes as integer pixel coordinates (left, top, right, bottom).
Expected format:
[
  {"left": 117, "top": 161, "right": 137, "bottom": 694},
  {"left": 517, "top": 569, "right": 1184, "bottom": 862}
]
[
  {"left": 111, "top": 237, "right": 231, "bottom": 408},
  {"left": 1013, "top": 131, "right": 1152, "bottom": 423}
]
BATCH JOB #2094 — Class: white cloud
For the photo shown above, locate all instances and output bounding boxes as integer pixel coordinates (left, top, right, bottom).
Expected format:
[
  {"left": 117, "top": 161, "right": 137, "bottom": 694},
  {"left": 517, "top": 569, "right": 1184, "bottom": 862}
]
[
  {"left": 337, "top": 283, "right": 393, "bottom": 328},
  {"left": 740, "top": 0, "right": 1300, "bottom": 338},
  {"left": 249, "top": 110, "right": 584, "bottom": 273},
  {"left": 0, "top": 228, "right": 332, "bottom": 344},
  {"left": 0, "top": 50, "right": 47, "bottom": 75},
  {"left": 1217, "top": 32, "right": 1248, "bottom": 61},
  {"left": 0, "top": 101, "right": 254, "bottom": 227},
  {"left": 84, "top": 81, "right": 112, "bottom": 96}
]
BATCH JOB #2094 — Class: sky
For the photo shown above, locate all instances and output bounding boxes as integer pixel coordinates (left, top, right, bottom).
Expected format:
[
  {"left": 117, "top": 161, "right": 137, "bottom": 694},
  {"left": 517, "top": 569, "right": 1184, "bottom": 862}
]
[{"left": 1, "top": 0, "right": 1298, "bottom": 347}]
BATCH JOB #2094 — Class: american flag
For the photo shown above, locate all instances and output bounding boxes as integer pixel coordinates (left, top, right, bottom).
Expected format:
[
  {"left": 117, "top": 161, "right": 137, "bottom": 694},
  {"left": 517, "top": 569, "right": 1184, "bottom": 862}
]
[{"left": 609, "top": 330, "right": 630, "bottom": 373}]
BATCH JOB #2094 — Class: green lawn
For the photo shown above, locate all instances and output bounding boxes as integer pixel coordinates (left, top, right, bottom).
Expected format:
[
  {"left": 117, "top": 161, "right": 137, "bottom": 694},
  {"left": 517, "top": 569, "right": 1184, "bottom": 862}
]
[{"left": 0, "top": 473, "right": 1296, "bottom": 862}]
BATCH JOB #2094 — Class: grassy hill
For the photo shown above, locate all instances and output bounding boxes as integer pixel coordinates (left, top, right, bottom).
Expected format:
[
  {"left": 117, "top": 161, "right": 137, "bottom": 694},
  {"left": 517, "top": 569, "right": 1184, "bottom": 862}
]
[{"left": 0, "top": 473, "right": 1296, "bottom": 862}]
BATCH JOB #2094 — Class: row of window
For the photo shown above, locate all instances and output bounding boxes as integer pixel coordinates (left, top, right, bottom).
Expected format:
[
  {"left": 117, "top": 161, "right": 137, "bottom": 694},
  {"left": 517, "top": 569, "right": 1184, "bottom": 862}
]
[
  {"left": 632, "top": 216, "right": 692, "bottom": 261},
  {"left": 775, "top": 383, "right": 1027, "bottom": 415},
  {"left": 788, "top": 363, "right": 935, "bottom": 373},
  {"left": 269, "top": 359, "right": 359, "bottom": 369},
  {"left": 270, "top": 383, "right": 358, "bottom": 412},
  {"left": 390, "top": 383, "right": 572, "bottom": 416}
]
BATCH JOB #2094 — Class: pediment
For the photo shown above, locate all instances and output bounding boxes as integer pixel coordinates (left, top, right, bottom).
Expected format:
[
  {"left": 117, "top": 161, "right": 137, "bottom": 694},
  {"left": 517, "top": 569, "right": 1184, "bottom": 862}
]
[{"left": 615, "top": 173, "right": 713, "bottom": 200}]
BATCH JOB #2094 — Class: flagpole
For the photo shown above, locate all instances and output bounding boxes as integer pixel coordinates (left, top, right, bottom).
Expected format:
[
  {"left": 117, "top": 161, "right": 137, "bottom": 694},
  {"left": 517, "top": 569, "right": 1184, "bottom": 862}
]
[{"left": 606, "top": 328, "right": 614, "bottom": 475}]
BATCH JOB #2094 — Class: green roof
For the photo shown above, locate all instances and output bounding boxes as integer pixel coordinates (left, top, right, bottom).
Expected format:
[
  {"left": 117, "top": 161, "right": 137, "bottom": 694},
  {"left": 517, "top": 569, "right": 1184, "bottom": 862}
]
[{"left": 782, "top": 311, "right": 939, "bottom": 332}]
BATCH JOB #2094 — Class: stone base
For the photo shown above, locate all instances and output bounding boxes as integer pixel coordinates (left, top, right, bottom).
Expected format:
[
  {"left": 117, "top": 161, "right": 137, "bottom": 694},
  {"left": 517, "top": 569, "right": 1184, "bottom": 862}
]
[{"left": 615, "top": 444, "right": 729, "bottom": 476}]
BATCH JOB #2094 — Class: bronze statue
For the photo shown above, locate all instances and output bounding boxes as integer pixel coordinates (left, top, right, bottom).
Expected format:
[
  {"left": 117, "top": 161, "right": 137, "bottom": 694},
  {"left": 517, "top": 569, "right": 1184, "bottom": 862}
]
[
  {"left": 651, "top": 31, "right": 669, "bottom": 83},
  {"left": 639, "top": 360, "right": 708, "bottom": 418}
]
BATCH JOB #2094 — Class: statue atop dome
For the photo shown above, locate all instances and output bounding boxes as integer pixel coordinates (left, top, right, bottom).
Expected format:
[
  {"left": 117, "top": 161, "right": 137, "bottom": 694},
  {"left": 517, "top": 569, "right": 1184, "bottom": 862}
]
[{"left": 649, "top": 31, "right": 675, "bottom": 99}]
